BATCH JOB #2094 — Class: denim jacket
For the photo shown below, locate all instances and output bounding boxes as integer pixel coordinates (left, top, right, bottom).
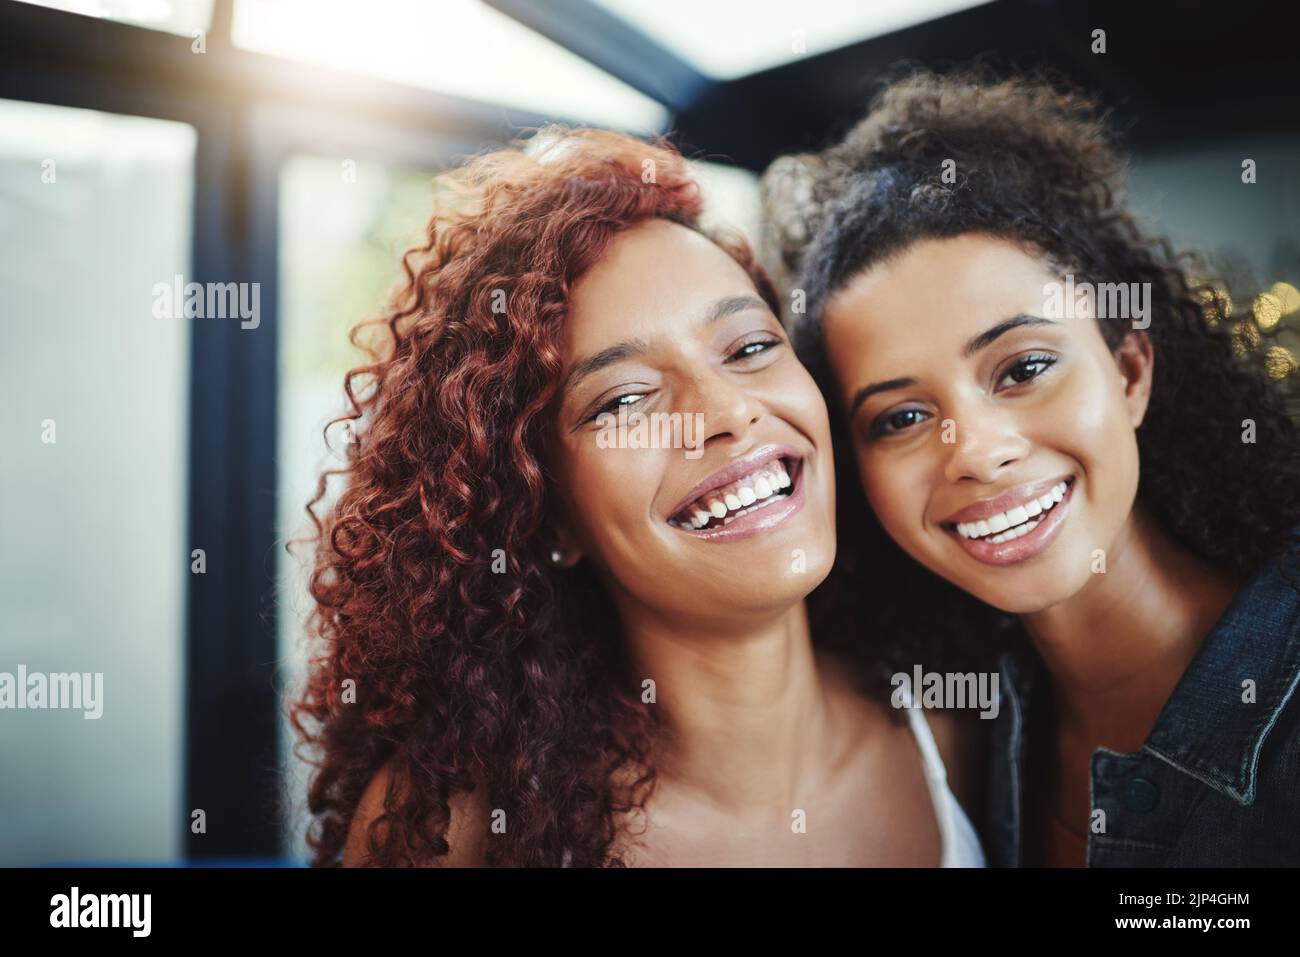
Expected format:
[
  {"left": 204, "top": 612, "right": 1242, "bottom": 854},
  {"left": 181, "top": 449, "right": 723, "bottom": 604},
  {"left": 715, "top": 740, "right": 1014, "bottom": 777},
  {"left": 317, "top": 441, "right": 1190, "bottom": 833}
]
[{"left": 985, "top": 537, "right": 1300, "bottom": 866}]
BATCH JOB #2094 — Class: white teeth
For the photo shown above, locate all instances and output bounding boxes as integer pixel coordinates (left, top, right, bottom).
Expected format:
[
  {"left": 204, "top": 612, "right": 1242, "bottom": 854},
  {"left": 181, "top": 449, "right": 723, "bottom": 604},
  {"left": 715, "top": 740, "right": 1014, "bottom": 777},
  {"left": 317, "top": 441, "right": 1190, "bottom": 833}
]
[
  {"left": 721, "top": 492, "right": 786, "bottom": 525},
  {"left": 987, "top": 518, "right": 1041, "bottom": 544},
  {"left": 954, "top": 481, "right": 1070, "bottom": 541},
  {"left": 673, "top": 459, "right": 797, "bottom": 530}
]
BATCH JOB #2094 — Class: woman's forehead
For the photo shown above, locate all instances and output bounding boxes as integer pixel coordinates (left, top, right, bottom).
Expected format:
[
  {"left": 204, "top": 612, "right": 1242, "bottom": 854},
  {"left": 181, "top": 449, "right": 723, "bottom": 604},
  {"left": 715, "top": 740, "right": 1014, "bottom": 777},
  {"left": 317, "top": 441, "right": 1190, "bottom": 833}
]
[
  {"left": 564, "top": 220, "right": 756, "bottom": 352},
  {"left": 825, "top": 237, "right": 1056, "bottom": 342}
]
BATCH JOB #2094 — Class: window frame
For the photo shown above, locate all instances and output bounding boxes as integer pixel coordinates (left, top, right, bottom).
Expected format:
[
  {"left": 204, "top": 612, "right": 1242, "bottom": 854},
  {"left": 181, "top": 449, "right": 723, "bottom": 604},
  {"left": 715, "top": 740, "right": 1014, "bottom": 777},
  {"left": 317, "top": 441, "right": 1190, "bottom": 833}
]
[{"left": 0, "top": 0, "right": 561, "bottom": 861}]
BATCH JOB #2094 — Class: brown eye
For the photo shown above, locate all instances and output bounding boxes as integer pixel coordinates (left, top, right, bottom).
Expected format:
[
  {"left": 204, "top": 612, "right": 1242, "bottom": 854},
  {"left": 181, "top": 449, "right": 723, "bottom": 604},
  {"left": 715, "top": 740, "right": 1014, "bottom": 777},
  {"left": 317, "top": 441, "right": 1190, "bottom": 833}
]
[
  {"left": 869, "top": 407, "right": 931, "bottom": 438},
  {"left": 998, "top": 353, "right": 1057, "bottom": 388}
]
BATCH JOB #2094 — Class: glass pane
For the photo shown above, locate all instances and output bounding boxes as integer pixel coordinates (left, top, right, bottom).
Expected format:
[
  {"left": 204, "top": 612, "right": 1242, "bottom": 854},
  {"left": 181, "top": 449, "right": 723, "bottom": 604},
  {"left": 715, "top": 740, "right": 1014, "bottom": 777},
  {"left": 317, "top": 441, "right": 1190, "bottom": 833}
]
[
  {"left": 15, "top": 0, "right": 213, "bottom": 36},
  {"left": 589, "top": 0, "right": 994, "bottom": 79},
  {"left": 232, "top": 0, "right": 669, "bottom": 133},
  {"left": 0, "top": 98, "right": 195, "bottom": 865},
  {"left": 276, "top": 154, "right": 439, "bottom": 860}
]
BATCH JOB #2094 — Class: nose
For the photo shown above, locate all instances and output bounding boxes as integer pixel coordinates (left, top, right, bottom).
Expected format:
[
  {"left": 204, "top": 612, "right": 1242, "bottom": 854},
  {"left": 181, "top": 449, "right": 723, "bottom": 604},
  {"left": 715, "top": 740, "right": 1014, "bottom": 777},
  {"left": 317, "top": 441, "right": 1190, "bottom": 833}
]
[
  {"left": 680, "top": 370, "right": 764, "bottom": 451},
  {"left": 942, "top": 404, "right": 1030, "bottom": 485}
]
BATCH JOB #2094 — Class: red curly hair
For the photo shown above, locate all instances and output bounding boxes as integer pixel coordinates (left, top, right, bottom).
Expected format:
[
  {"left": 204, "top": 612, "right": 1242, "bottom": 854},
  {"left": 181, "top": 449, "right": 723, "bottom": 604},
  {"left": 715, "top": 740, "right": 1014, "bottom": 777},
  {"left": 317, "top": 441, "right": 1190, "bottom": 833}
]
[{"left": 288, "top": 126, "right": 780, "bottom": 866}]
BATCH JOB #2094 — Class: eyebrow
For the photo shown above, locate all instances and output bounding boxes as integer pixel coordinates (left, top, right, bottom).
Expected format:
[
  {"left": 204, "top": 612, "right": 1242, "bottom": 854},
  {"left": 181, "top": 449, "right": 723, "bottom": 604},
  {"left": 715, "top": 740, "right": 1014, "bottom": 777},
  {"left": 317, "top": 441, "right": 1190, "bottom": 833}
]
[
  {"left": 849, "top": 377, "right": 917, "bottom": 415},
  {"left": 563, "top": 294, "right": 771, "bottom": 395},
  {"left": 961, "top": 314, "right": 1057, "bottom": 358},
  {"left": 848, "top": 314, "right": 1059, "bottom": 415}
]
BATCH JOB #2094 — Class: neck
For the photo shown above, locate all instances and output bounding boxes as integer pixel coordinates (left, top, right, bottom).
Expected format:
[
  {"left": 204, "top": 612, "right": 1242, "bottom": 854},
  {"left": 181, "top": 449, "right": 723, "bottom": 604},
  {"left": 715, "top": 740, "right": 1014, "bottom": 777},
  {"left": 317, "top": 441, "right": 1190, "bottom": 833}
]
[
  {"left": 619, "top": 599, "right": 842, "bottom": 817},
  {"left": 1021, "top": 508, "right": 1241, "bottom": 751}
]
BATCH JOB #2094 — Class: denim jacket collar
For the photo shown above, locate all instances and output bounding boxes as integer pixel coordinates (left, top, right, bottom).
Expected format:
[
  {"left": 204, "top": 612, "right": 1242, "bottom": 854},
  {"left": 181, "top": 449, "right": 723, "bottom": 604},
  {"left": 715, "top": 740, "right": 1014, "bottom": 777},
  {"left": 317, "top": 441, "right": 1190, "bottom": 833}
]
[
  {"left": 1140, "top": 543, "right": 1300, "bottom": 804},
  {"left": 997, "top": 535, "right": 1300, "bottom": 817}
]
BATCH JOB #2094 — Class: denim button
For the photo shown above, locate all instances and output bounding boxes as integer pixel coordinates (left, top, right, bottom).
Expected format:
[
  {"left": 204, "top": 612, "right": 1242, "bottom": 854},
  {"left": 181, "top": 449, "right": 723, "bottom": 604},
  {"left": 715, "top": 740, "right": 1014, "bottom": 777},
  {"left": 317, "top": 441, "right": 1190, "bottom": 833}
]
[{"left": 1124, "top": 778, "right": 1159, "bottom": 811}]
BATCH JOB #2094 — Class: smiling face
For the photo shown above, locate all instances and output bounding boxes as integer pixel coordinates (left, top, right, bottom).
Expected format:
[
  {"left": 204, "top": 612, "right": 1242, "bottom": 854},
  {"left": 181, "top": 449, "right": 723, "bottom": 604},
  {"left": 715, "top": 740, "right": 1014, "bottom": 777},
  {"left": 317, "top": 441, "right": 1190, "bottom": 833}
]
[
  {"left": 550, "top": 219, "right": 835, "bottom": 629},
  {"left": 821, "top": 233, "right": 1154, "bottom": 614}
]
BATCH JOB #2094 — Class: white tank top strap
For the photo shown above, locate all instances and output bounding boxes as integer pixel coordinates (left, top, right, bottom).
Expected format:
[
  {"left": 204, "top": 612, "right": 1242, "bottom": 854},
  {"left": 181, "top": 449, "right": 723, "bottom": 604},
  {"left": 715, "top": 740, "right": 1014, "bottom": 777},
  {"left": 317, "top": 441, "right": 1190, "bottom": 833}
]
[{"left": 896, "top": 680, "right": 988, "bottom": 867}]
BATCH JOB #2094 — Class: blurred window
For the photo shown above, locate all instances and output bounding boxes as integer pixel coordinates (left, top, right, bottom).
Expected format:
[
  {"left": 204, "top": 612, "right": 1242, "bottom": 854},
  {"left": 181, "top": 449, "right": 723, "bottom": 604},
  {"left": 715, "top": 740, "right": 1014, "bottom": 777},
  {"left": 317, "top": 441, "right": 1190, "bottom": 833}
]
[
  {"left": 0, "top": 97, "right": 194, "bottom": 865},
  {"left": 233, "top": 0, "right": 669, "bottom": 132}
]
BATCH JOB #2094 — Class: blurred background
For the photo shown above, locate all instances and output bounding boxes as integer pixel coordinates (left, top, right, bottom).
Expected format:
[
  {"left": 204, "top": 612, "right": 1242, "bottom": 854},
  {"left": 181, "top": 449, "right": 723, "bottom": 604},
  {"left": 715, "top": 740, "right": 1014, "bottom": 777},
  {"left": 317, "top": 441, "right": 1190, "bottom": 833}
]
[{"left": 1, "top": 0, "right": 1296, "bottom": 866}]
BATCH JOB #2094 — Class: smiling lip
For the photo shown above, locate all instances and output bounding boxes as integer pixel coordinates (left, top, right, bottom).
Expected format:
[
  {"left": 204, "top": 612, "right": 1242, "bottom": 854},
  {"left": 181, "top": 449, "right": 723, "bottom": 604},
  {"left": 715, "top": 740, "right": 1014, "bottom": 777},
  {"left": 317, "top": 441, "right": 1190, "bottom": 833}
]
[
  {"left": 674, "top": 458, "right": 806, "bottom": 543},
  {"left": 939, "top": 475, "right": 1073, "bottom": 526},
  {"left": 942, "top": 476, "right": 1076, "bottom": 566},
  {"left": 667, "top": 443, "right": 801, "bottom": 518},
  {"left": 666, "top": 443, "right": 806, "bottom": 543}
]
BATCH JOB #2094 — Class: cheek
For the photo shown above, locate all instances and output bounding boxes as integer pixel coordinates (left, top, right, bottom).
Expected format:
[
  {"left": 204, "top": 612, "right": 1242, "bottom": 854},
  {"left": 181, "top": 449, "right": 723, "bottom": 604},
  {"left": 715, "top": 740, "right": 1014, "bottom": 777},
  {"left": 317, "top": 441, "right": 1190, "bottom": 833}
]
[
  {"left": 774, "top": 361, "right": 831, "bottom": 432},
  {"left": 560, "top": 444, "right": 658, "bottom": 548},
  {"left": 1043, "top": 358, "right": 1140, "bottom": 496}
]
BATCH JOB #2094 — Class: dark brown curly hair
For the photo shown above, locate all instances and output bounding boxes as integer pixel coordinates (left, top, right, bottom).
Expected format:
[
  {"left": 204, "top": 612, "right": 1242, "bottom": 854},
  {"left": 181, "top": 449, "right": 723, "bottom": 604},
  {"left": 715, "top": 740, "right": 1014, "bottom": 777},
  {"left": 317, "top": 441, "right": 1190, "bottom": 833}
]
[
  {"left": 760, "top": 67, "right": 1300, "bottom": 677},
  {"left": 288, "top": 126, "right": 783, "bottom": 867}
]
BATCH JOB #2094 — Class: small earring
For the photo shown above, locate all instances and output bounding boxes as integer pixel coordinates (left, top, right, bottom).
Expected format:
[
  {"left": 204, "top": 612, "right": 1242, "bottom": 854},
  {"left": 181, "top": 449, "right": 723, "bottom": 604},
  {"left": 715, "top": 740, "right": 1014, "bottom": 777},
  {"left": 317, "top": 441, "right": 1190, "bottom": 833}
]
[{"left": 550, "top": 549, "right": 563, "bottom": 565}]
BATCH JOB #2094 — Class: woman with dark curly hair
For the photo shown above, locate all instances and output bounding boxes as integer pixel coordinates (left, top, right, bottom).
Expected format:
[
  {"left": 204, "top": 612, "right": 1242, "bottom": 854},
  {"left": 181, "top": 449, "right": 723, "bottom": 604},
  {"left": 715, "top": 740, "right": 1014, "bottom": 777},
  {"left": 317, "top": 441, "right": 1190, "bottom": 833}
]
[
  {"left": 289, "top": 126, "right": 988, "bottom": 867},
  {"left": 761, "top": 69, "right": 1300, "bottom": 867}
]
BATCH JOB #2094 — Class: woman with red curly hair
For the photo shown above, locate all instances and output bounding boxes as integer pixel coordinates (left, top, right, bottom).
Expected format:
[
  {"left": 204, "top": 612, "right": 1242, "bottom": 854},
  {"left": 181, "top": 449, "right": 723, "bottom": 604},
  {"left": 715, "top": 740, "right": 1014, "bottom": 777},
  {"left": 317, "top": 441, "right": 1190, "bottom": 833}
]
[{"left": 290, "top": 126, "right": 987, "bottom": 867}]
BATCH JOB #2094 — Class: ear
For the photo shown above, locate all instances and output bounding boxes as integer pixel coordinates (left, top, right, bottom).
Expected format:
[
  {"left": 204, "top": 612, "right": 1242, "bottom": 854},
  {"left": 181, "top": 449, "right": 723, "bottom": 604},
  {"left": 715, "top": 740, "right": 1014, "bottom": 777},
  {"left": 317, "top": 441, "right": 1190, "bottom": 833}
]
[
  {"left": 1112, "top": 331, "right": 1154, "bottom": 428},
  {"left": 545, "top": 519, "right": 585, "bottom": 570}
]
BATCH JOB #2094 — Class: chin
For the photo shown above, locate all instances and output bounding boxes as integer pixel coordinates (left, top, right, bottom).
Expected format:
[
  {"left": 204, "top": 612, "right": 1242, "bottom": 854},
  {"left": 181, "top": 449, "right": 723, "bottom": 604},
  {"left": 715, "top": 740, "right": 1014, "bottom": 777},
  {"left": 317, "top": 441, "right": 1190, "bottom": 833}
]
[
  {"left": 983, "top": 591, "right": 1063, "bottom": 615},
  {"left": 798, "top": 548, "right": 836, "bottom": 593},
  {"left": 784, "top": 543, "right": 837, "bottom": 596},
  {"left": 969, "top": 573, "right": 1080, "bottom": 615}
]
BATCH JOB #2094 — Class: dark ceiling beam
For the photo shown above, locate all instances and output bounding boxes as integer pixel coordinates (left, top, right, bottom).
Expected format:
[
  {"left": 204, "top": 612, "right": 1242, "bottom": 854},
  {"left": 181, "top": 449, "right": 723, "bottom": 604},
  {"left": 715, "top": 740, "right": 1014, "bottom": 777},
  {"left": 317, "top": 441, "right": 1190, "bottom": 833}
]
[
  {"left": 673, "top": 0, "right": 1300, "bottom": 172},
  {"left": 483, "top": 0, "right": 711, "bottom": 113},
  {"left": 672, "top": 0, "right": 1022, "bottom": 170}
]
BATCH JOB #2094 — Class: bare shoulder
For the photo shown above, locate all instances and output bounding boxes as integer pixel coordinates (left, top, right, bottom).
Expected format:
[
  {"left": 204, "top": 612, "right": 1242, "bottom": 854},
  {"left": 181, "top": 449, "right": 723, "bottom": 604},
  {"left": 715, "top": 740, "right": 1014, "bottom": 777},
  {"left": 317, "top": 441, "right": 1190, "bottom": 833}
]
[
  {"left": 343, "top": 756, "right": 492, "bottom": 867},
  {"left": 921, "top": 709, "right": 992, "bottom": 819}
]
